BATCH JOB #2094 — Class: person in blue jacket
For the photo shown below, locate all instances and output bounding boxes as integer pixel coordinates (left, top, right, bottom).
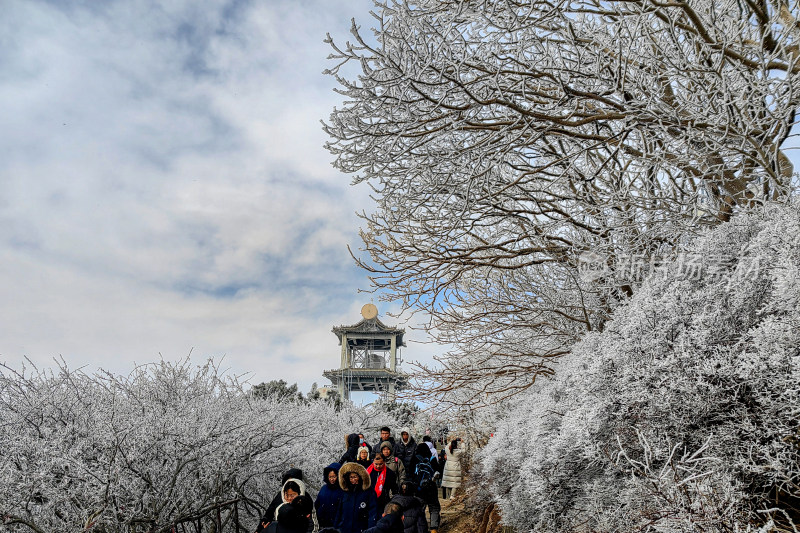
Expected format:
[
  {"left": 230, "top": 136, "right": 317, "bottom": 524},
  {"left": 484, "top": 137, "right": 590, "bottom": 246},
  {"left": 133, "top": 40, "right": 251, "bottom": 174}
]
[
  {"left": 315, "top": 462, "right": 343, "bottom": 528},
  {"left": 335, "top": 462, "right": 378, "bottom": 533}
]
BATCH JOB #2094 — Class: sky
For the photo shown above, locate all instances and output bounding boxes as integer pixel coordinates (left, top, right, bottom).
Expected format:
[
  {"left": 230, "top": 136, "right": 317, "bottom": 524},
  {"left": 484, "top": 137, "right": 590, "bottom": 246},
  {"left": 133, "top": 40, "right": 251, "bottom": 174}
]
[{"left": 0, "top": 0, "right": 439, "bottom": 398}]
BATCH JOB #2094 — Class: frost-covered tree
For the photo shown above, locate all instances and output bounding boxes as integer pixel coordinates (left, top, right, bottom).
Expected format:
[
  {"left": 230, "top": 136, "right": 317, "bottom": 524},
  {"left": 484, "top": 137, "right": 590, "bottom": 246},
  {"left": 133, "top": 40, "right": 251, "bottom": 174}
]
[
  {"left": 372, "top": 398, "right": 420, "bottom": 429},
  {"left": 480, "top": 203, "right": 800, "bottom": 532},
  {"left": 0, "top": 359, "right": 410, "bottom": 532},
  {"left": 251, "top": 379, "right": 305, "bottom": 403},
  {"left": 324, "top": 0, "right": 800, "bottom": 405}
]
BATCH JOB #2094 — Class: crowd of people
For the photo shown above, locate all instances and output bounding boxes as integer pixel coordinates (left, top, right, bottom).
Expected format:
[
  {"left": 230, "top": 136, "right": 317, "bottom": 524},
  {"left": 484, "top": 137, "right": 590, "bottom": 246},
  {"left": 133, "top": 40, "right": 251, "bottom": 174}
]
[{"left": 254, "top": 427, "right": 464, "bottom": 533}]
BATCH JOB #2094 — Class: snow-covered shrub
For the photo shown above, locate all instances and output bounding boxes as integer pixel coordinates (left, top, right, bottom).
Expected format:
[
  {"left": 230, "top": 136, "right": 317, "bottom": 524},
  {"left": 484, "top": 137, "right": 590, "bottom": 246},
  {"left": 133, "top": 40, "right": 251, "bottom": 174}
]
[
  {"left": 480, "top": 203, "right": 800, "bottom": 532},
  {"left": 0, "top": 359, "right": 406, "bottom": 532}
]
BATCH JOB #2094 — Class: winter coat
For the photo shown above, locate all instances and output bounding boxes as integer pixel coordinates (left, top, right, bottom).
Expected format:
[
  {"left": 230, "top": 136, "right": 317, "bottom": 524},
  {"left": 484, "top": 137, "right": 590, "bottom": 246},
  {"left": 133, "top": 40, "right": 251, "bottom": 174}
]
[
  {"left": 257, "top": 469, "right": 305, "bottom": 533},
  {"left": 368, "top": 465, "right": 398, "bottom": 510},
  {"left": 315, "top": 463, "right": 343, "bottom": 528},
  {"left": 389, "top": 494, "right": 427, "bottom": 533},
  {"left": 272, "top": 479, "right": 314, "bottom": 533},
  {"left": 335, "top": 462, "right": 378, "bottom": 533},
  {"left": 436, "top": 449, "right": 446, "bottom": 477},
  {"left": 441, "top": 446, "right": 463, "bottom": 489},
  {"left": 410, "top": 447, "right": 438, "bottom": 505},
  {"left": 340, "top": 433, "right": 363, "bottom": 464},
  {"left": 265, "top": 503, "right": 310, "bottom": 533},
  {"left": 394, "top": 431, "right": 417, "bottom": 472},
  {"left": 379, "top": 441, "right": 406, "bottom": 484},
  {"left": 371, "top": 436, "right": 396, "bottom": 456},
  {"left": 362, "top": 512, "right": 403, "bottom": 533},
  {"left": 412, "top": 444, "right": 439, "bottom": 480}
]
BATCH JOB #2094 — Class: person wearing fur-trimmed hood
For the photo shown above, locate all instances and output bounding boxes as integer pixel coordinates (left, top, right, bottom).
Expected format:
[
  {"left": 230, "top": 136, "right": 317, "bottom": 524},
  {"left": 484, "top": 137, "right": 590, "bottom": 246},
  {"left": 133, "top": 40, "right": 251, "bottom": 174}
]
[{"left": 335, "top": 462, "right": 378, "bottom": 533}]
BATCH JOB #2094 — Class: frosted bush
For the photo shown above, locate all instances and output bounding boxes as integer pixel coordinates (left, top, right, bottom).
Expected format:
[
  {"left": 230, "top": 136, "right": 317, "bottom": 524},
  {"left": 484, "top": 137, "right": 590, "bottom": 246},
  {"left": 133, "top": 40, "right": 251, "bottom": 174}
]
[
  {"left": 0, "top": 359, "right": 407, "bottom": 532},
  {"left": 480, "top": 203, "right": 800, "bottom": 532}
]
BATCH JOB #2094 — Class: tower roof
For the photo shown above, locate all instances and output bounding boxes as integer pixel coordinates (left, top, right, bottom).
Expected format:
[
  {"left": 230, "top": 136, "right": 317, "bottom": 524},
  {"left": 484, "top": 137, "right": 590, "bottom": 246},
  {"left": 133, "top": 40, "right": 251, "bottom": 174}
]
[{"left": 331, "top": 316, "right": 406, "bottom": 345}]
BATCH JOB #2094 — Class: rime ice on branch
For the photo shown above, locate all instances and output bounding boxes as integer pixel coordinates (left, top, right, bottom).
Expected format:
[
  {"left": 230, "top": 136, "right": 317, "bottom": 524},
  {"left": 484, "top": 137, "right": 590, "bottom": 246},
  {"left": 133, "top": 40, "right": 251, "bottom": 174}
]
[{"left": 324, "top": 0, "right": 800, "bottom": 407}]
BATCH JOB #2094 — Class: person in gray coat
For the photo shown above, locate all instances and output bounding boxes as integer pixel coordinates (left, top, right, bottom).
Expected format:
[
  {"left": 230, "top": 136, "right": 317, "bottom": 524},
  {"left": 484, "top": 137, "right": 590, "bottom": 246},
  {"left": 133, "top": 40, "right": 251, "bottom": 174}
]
[{"left": 379, "top": 440, "right": 406, "bottom": 485}]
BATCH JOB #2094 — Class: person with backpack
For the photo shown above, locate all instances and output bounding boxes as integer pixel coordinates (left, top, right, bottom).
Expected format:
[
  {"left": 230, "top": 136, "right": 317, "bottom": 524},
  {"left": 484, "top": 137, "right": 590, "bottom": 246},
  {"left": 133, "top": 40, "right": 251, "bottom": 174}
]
[
  {"left": 390, "top": 481, "right": 427, "bottom": 533},
  {"left": 411, "top": 443, "right": 440, "bottom": 533},
  {"left": 335, "top": 462, "right": 378, "bottom": 533},
  {"left": 316, "top": 463, "right": 344, "bottom": 529},
  {"left": 379, "top": 441, "right": 406, "bottom": 485}
]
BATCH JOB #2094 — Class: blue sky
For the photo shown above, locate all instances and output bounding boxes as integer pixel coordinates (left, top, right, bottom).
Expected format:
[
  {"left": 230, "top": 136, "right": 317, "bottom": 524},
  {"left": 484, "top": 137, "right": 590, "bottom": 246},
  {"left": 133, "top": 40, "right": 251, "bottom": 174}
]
[{"left": 0, "top": 0, "right": 437, "bottom": 396}]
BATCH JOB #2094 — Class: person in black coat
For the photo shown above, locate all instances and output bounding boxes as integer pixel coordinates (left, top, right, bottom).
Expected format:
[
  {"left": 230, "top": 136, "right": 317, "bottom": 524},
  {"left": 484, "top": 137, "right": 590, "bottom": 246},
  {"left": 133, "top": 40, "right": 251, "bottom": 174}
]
[
  {"left": 371, "top": 427, "right": 397, "bottom": 457},
  {"left": 335, "top": 462, "right": 378, "bottom": 533},
  {"left": 362, "top": 503, "right": 404, "bottom": 533},
  {"left": 366, "top": 454, "right": 398, "bottom": 511},
  {"left": 266, "top": 496, "right": 312, "bottom": 533},
  {"left": 257, "top": 468, "right": 304, "bottom": 532},
  {"left": 316, "top": 463, "right": 343, "bottom": 529},
  {"left": 390, "top": 482, "right": 427, "bottom": 533},
  {"left": 340, "top": 433, "right": 363, "bottom": 464},
  {"left": 411, "top": 445, "right": 440, "bottom": 533},
  {"left": 394, "top": 430, "right": 417, "bottom": 472}
]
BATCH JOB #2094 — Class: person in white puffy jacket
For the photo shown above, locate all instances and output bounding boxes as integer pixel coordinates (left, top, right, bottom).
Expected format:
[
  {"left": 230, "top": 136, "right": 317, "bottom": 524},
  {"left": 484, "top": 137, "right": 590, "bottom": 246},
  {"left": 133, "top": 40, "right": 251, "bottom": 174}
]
[{"left": 440, "top": 438, "right": 462, "bottom": 499}]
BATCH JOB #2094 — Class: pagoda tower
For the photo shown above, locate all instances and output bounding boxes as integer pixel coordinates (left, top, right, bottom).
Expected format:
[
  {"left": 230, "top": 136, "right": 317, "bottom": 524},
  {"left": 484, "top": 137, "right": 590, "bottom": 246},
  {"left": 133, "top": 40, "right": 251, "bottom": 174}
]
[{"left": 323, "top": 304, "right": 408, "bottom": 401}]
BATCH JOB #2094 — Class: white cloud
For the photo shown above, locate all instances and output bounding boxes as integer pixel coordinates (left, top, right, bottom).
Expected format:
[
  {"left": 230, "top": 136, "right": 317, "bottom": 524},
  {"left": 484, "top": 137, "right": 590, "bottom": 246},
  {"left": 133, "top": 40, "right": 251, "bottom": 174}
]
[{"left": 0, "top": 0, "right": 441, "bottom": 395}]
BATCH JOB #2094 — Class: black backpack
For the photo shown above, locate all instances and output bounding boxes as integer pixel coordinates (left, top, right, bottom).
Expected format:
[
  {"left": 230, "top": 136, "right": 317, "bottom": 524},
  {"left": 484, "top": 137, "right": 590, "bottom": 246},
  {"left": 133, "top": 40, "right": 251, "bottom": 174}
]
[{"left": 413, "top": 456, "right": 436, "bottom": 489}]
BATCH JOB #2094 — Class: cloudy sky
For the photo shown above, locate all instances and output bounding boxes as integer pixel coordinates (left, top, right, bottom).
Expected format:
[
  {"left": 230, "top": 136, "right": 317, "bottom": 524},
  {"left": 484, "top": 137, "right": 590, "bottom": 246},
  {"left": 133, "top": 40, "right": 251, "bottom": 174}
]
[{"left": 0, "top": 0, "right": 435, "bottom": 396}]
